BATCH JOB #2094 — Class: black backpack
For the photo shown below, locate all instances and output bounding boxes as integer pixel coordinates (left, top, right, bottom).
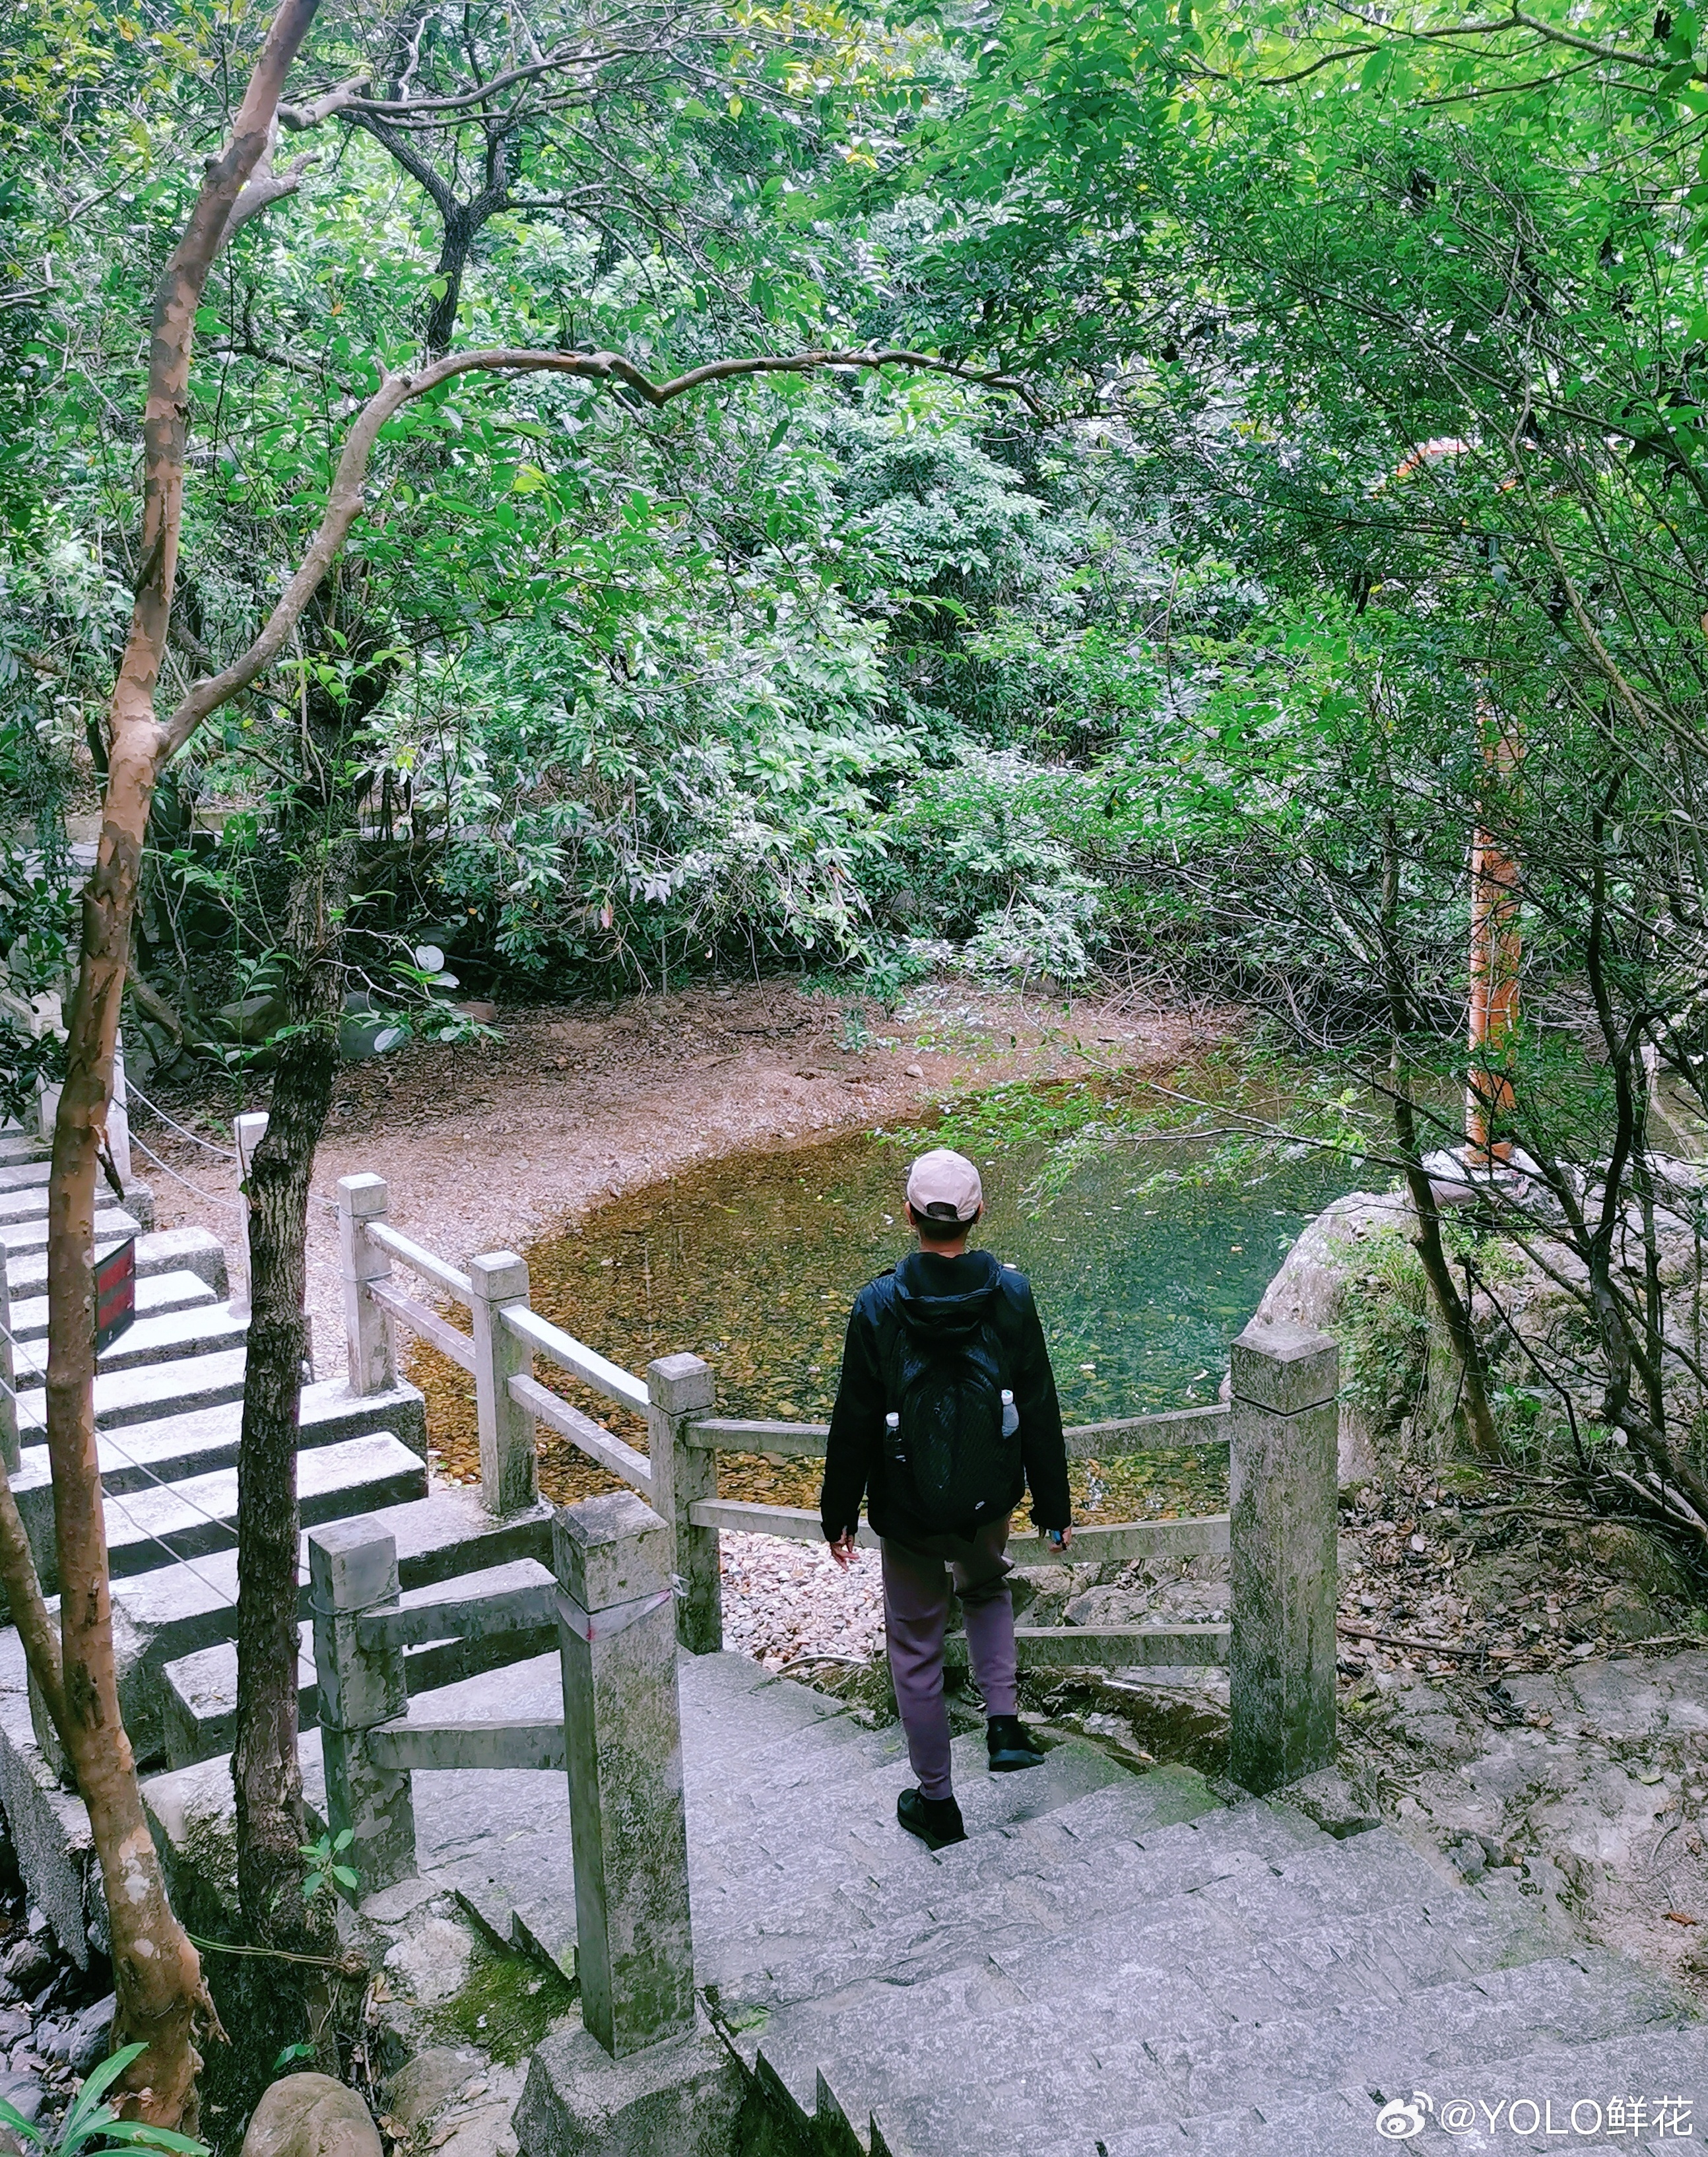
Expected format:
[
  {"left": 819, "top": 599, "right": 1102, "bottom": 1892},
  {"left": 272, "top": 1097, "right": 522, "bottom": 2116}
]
[{"left": 884, "top": 1313, "right": 1020, "bottom": 1534}]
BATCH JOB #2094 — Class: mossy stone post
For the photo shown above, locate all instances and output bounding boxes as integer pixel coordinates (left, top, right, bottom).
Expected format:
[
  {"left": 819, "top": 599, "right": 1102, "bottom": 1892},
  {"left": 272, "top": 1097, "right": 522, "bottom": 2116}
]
[
  {"left": 337, "top": 1172, "right": 395, "bottom": 1397},
  {"left": 309, "top": 1514, "right": 416, "bottom": 1892},
  {"left": 1229, "top": 1319, "right": 1338, "bottom": 1797},
  {"left": 0, "top": 1242, "right": 17, "bottom": 1475},
  {"left": 469, "top": 1249, "right": 537, "bottom": 1517},
  {"left": 646, "top": 1352, "right": 719, "bottom": 1653},
  {"left": 553, "top": 1491, "right": 695, "bottom": 2059}
]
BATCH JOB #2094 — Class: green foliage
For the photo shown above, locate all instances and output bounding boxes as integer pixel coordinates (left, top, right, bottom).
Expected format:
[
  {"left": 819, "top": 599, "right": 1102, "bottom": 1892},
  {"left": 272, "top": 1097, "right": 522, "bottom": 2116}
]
[
  {"left": 298, "top": 1828, "right": 356, "bottom": 1905},
  {"left": 1336, "top": 1230, "right": 1431, "bottom": 1442},
  {"left": 0, "top": 2044, "right": 208, "bottom": 2157}
]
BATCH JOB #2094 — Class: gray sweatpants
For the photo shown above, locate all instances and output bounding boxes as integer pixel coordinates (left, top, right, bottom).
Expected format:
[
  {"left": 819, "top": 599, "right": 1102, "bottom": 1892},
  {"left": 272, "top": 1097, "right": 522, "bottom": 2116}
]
[{"left": 881, "top": 1515, "right": 1018, "bottom": 1801}]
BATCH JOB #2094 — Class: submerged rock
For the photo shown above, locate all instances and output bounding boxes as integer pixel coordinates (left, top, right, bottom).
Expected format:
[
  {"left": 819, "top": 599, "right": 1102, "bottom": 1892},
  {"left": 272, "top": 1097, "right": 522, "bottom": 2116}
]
[{"left": 242, "top": 2074, "right": 381, "bottom": 2157}]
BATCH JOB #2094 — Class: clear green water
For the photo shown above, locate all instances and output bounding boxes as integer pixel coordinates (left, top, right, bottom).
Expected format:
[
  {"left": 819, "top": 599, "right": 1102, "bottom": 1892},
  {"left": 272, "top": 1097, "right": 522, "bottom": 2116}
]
[
  {"left": 414, "top": 1085, "right": 1362, "bottom": 1518},
  {"left": 523, "top": 1113, "right": 1356, "bottom": 1426}
]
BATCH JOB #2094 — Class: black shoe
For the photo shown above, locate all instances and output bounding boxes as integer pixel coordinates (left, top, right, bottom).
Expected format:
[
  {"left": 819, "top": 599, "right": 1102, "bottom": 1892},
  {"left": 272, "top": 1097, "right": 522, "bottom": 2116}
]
[
  {"left": 987, "top": 1714, "right": 1045, "bottom": 1772},
  {"left": 897, "top": 1787, "right": 967, "bottom": 1849}
]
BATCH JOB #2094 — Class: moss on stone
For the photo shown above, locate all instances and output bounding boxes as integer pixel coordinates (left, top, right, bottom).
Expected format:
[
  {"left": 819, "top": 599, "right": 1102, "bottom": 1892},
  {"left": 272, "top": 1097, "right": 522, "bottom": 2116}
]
[{"left": 426, "top": 1942, "right": 577, "bottom": 2065}]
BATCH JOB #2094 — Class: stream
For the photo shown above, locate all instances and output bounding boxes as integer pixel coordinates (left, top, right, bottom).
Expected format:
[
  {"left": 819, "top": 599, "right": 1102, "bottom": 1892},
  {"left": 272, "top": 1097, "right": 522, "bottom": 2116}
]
[{"left": 412, "top": 1088, "right": 1361, "bottom": 1523}]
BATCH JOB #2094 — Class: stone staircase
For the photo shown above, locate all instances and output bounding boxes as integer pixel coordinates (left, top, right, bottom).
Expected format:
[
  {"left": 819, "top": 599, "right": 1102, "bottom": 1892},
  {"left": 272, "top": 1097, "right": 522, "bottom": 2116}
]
[
  {"left": 0, "top": 1125, "right": 558, "bottom": 1954},
  {"left": 3, "top": 1123, "right": 1705, "bottom": 2152},
  {"left": 207, "top": 1638, "right": 1702, "bottom": 2157}
]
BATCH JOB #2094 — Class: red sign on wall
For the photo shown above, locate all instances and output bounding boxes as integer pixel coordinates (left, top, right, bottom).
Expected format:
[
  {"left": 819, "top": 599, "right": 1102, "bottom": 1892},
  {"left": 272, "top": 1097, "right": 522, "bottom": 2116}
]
[{"left": 95, "top": 1238, "right": 136, "bottom": 1354}]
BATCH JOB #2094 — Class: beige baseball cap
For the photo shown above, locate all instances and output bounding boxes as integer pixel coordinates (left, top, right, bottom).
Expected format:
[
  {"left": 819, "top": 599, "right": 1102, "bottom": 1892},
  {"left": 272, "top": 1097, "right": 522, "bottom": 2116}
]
[{"left": 905, "top": 1148, "right": 984, "bottom": 1223}]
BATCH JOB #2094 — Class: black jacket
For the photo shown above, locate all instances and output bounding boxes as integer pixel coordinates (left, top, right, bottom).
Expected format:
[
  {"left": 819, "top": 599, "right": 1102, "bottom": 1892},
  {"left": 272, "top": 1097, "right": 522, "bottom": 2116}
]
[{"left": 819, "top": 1247, "right": 1070, "bottom": 1543}]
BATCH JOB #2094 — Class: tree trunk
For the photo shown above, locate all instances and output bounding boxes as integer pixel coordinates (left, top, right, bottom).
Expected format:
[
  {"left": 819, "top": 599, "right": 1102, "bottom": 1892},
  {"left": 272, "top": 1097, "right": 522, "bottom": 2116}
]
[
  {"left": 36, "top": 4, "right": 323, "bottom": 2126},
  {"left": 233, "top": 838, "right": 352, "bottom": 1945},
  {"left": 1378, "top": 809, "right": 1503, "bottom": 1460}
]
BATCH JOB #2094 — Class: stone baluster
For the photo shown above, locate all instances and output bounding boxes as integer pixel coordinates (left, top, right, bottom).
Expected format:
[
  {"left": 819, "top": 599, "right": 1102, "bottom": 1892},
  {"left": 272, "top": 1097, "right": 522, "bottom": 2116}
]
[
  {"left": 232, "top": 1112, "right": 268, "bottom": 1322},
  {"left": 337, "top": 1172, "right": 395, "bottom": 1396},
  {"left": 469, "top": 1249, "right": 537, "bottom": 1517},
  {"left": 107, "top": 1030, "right": 132, "bottom": 1189},
  {"left": 309, "top": 1515, "right": 416, "bottom": 1892},
  {"left": 553, "top": 1491, "right": 695, "bottom": 2058},
  {"left": 646, "top": 1353, "right": 719, "bottom": 1653},
  {"left": 1228, "top": 1318, "right": 1339, "bottom": 1797},
  {"left": 0, "top": 1241, "right": 17, "bottom": 1476}
]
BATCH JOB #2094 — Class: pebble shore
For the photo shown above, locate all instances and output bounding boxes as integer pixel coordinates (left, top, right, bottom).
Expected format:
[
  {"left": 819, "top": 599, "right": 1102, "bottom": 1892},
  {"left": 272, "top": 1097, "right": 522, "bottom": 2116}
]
[{"left": 720, "top": 1531, "right": 885, "bottom": 1671}]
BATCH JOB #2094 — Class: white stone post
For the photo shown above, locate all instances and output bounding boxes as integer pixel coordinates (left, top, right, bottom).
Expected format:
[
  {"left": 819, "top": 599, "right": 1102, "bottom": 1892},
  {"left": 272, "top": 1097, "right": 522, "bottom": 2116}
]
[
  {"left": 646, "top": 1354, "right": 719, "bottom": 1654},
  {"left": 554, "top": 1491, "right": 694, "bottom": 2059},
  {"left": 36, "top": 1082, "right": 60, "bottom": 1148},
  {"left": 337, "top": 1172, "right": 395, "bottom": 1396},
  {"left": 309, "top": 1515, "right": 416, "bottom": 1893},
  {"left": 469, "top": 1249, "right": 537, "bottom": 1517},
  {"left": 232, "top": 1112, "right": 268, "bottom": 1321},
  {"left": 0, "top": 1241, "right": 17, "bottom": 1476},
  {"left": 107, "top": 1030, "right": 132, "bottom": 1188},
  {"left": 1229, "top": 1318, "right": 1339, "bottom": 1797}
]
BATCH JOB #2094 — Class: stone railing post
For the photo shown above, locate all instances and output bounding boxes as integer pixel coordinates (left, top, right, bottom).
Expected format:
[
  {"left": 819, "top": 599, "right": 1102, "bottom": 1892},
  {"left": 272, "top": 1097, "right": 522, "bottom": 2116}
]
[
  {"left": 0, "top": 1242, "right": 17, "bottom": 1476},
  {"left": 108, "top": 1030, "right": 132, "bottom": 1189},
  {"left": 646, "top": 1354, "right": 719, "bottom": 1654},
  {"left": 553, "top": 1491, "right": 694, "bottom": 2059},
  {"left": 469, "top": 1249, "right": 537, "bottom": 1517},
  {"left": 308, "top": 1515, "right": 416, "bottom": 1893},
  {"left": 337, "top": 1172, "right": 395, "bottom": 1396},
  {"left": 232, "top": 1112, "right": 268, "bottom": 1321},
  {"left": 1229, "top": 1318, "right": 1339, "bottom": 1797}
]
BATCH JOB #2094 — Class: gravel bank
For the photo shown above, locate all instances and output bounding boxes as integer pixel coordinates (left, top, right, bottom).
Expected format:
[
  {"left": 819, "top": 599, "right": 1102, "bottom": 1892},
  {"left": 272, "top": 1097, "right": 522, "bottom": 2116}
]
[{"left": 720, "top": 1531, "right": 884, "bottom": 1671}]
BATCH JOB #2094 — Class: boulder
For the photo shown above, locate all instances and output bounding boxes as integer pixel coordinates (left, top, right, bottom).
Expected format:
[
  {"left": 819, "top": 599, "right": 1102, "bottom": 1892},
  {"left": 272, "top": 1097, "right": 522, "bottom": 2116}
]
[
  {"left": 242, "top": 2075, "right": 381, "bottom": 2157},
  {"left": 1251, "top": 1190, "right": 1409, "bottom": 1484},
  {"left": 1272, "top": 1766, "right": 1381, "bottom": 1840},
  {"left": 382, "top": 1917, "right": 473, "bottom": 2007},
  {"left": 0, "top": 2072, "right": 45, "bottom": 2127},
  {"left": 0, "top": 1944, "right": 49, "bottom": 2002},
  {"left": 385, "top": 2047, "right": 477, "bottom": 2132},
  {"left": 63, "top": 1993, "right": 114, "bottom": 2075}
]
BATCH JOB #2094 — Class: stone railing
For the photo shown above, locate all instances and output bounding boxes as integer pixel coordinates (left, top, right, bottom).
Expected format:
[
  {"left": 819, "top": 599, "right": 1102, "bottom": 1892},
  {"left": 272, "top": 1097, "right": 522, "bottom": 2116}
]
[
  {"left": 311, "top": 1488, "right": 690, "bottom": 2060},
  {"left": 322, "top": 1172, "right": 1340, "bottom": 2057},
  {"left": 335, "top": 1169, "right": 1339, "bottom": 1795}
]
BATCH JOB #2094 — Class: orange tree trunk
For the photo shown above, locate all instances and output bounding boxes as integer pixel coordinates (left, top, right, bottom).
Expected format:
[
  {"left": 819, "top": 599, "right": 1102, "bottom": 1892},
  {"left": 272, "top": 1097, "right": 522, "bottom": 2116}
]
[{"left": 38, "top": 1, "right": 323, "bottom": 2126}]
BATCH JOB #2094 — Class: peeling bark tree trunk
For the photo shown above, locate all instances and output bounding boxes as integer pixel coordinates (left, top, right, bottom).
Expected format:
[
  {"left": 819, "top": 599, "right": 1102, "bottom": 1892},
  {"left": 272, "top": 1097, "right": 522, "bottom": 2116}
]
[
  {"left": 30, "top": 79, "right": 1030, "bottom": 2107},
  {"left": 232, "top": 838, "right": 353, "bottom": 1947},
  {"left": 1379, "top": 811, "right": 1503, "bottom": 1461},
  {"left": 38, "top": 2, "right": 323, "bottom": 2126}
]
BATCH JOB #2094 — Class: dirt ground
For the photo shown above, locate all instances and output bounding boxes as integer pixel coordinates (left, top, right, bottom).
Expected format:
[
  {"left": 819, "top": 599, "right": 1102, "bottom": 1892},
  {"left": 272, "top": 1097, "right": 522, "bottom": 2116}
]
[{"left": 128, "top": 976, "right": 1222, "bottom": 1379}]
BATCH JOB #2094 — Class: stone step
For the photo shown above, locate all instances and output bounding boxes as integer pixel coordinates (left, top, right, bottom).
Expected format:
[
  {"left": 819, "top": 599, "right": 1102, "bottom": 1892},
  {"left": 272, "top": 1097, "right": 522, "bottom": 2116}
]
[
  {"left": 751, "top": 1834, "right": 1594, "bottom": 2131},
  {"left": 0, "top": 1133, "right": 48, "bottom": 1168},
  {"left": 701, "top": 1789, "right": 1345, "bottom": 2014},
  {"left": 0, "top": 1179, "right": 154, "bottom": 1232},
  {"left": 102, "top": 1486, "right": 550, "bottom": 1673},
  {"left": 0, "top": 1206, "right": 139, "bottom": 1256},
  {"left": 842, "top": 1948, "right": 1695, "bottom": 2157},
  {"left": 158, "top": 1556, "right": 559, "bottom": 1768},
  {"left": 1101, "top": 2020, "right": 1708, "bottom": 2155},
  {"left": 4, "top": 1224, "right": 228, "bottom": 1301},
  {"left": 15, "top": 1346, "right": 249, "bottom": 1441},
  {"left": 92, "top": 1301, "right": 247, "bottom": 1376},
  {"left": 10, "top": 1269, "right": 216, "bottom": 1346},
  {"left": 0, "top": 1159, "right": 51, "bottom": 1193},
  {"left": 690, "top": 1720, "right": 1132, "bottom": 1892},
  {"left": 12, "top": 1376, "right": 425, "bottom": 1534},
  {"left": 104, "top": 1430, "right": 426, "bottom": 1577}
]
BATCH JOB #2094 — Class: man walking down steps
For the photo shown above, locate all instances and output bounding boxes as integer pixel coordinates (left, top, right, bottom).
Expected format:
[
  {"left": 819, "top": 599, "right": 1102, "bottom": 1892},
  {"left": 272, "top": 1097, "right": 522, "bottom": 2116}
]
[{"left": 822, "top": 1147, "right": 1074, "bottom": 1851}]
